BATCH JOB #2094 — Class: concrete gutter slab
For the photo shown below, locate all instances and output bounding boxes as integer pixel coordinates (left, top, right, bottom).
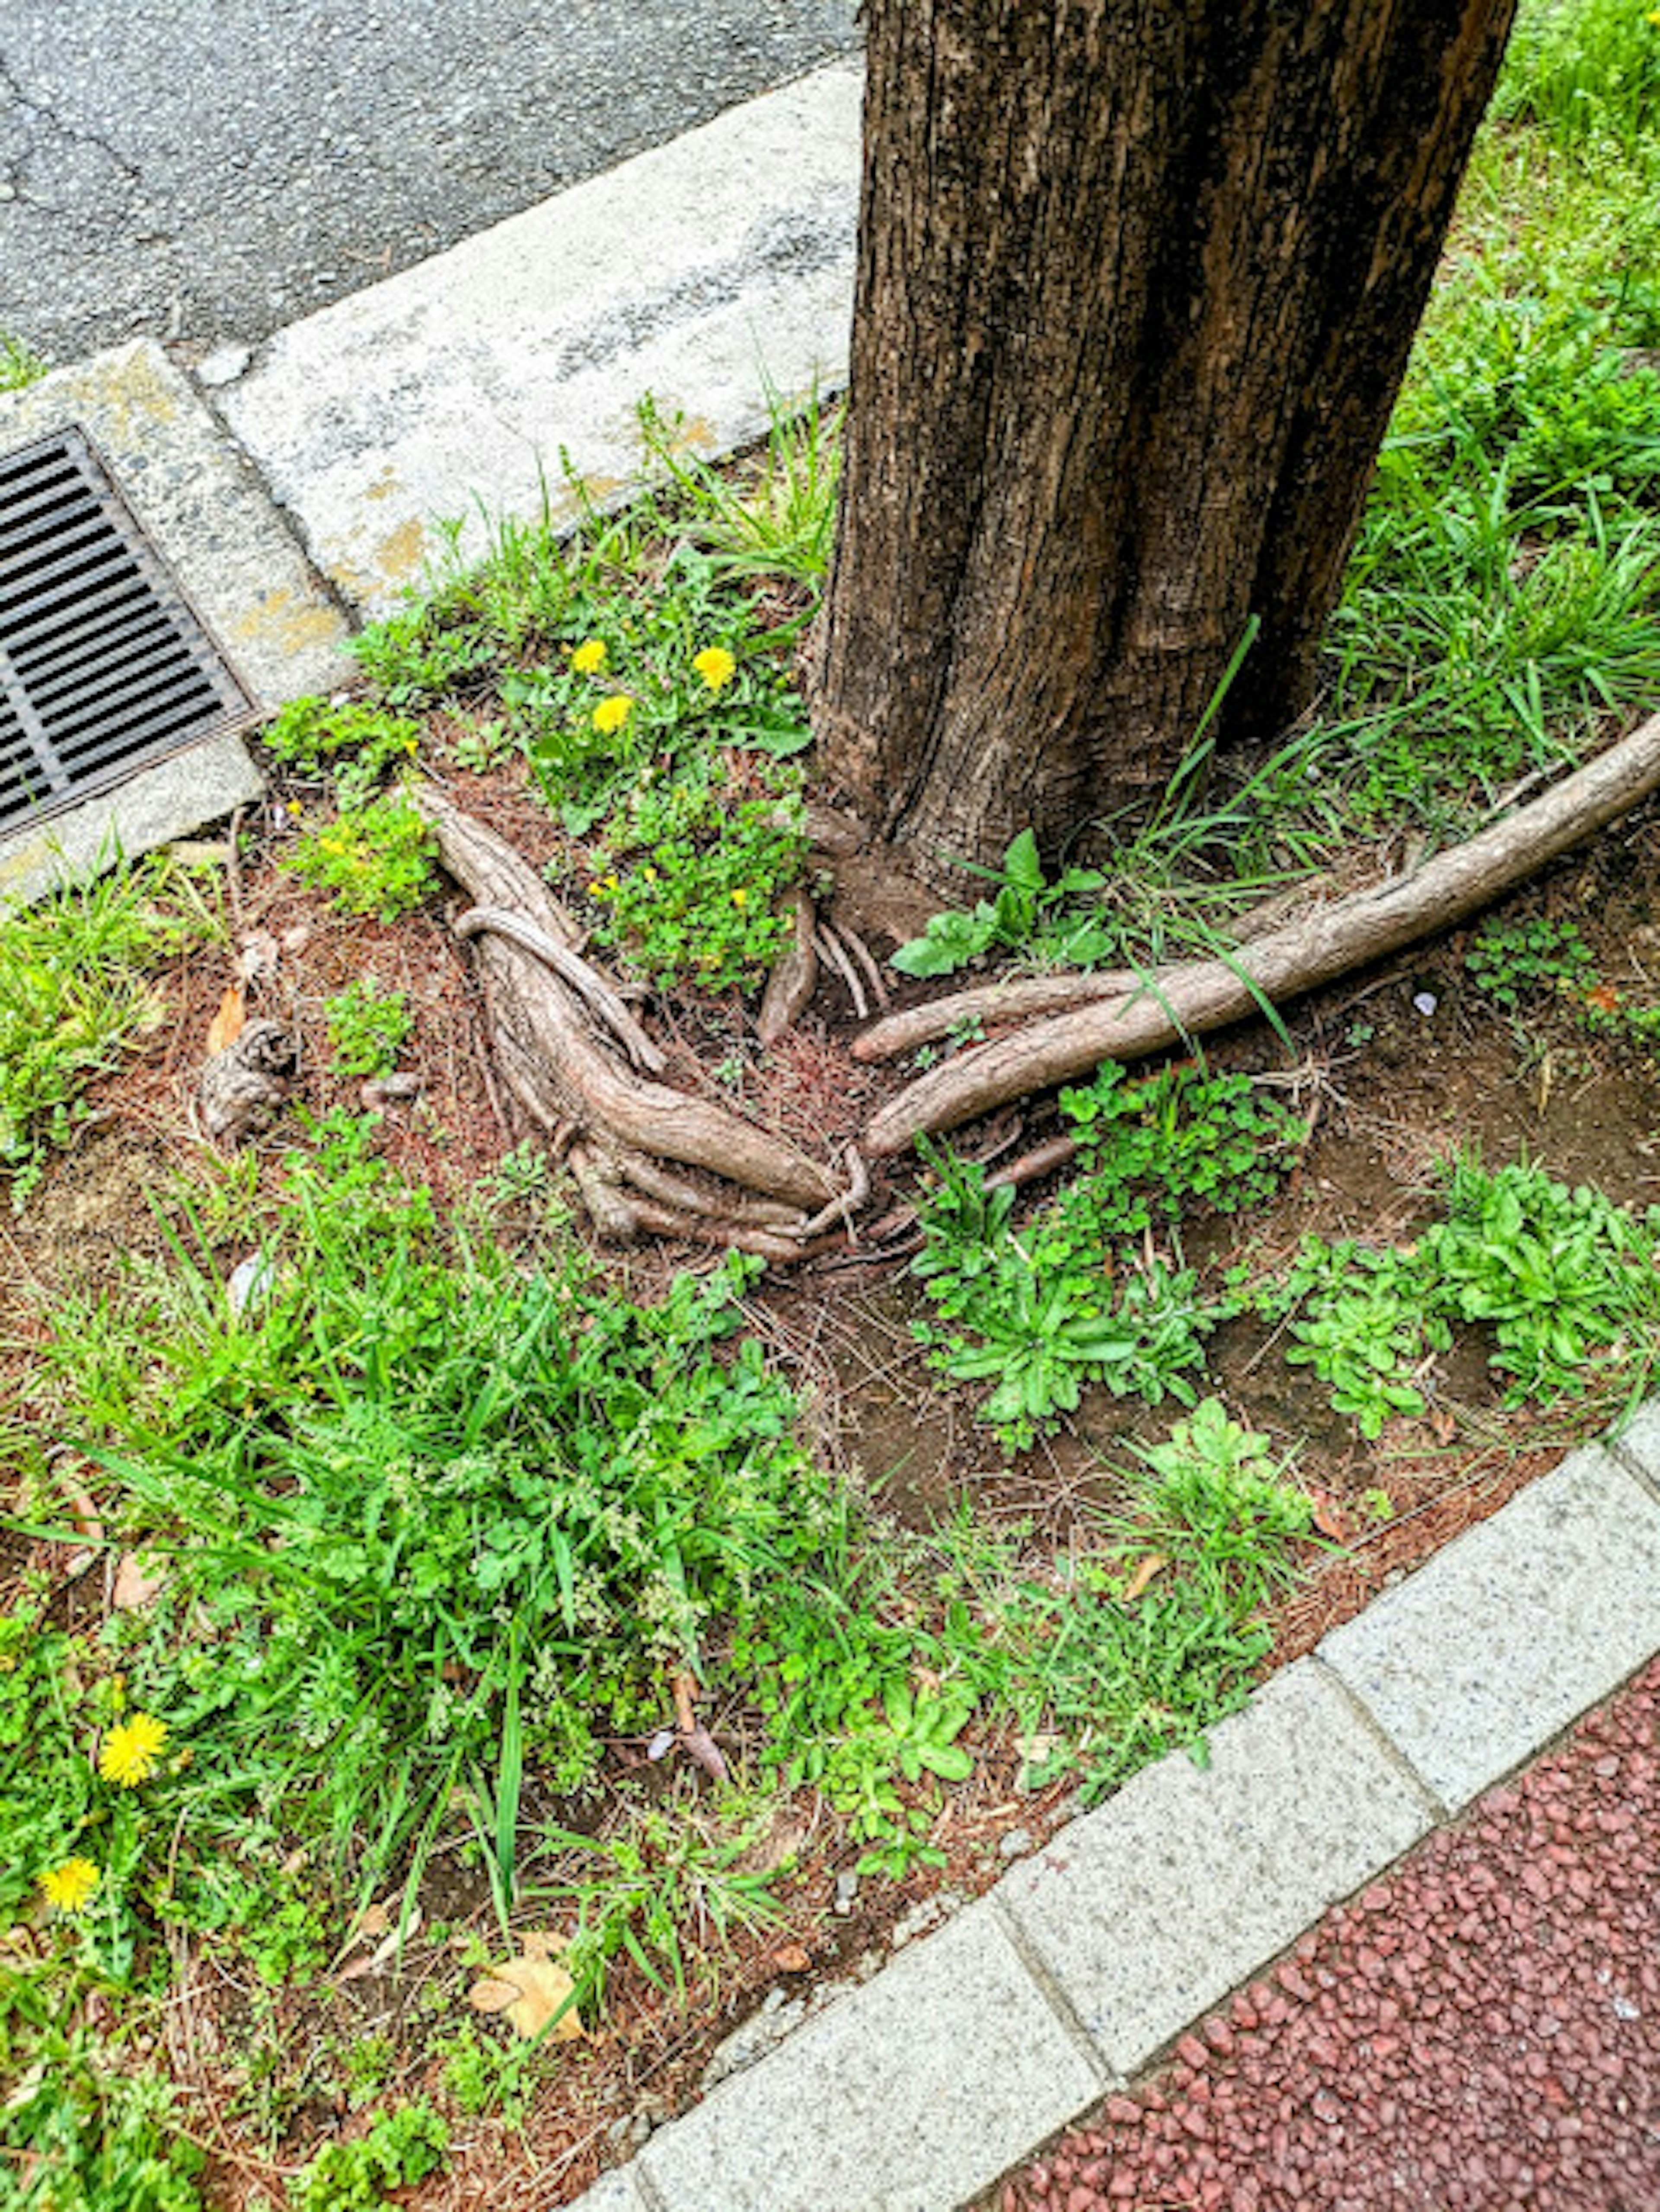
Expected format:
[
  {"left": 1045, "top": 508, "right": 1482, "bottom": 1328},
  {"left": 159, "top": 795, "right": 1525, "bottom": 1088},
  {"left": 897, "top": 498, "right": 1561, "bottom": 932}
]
[
  {"left": 1318, "top": 1444, "right": 1660, "bottom": 1810},
  {"left": 219, "top": 63, "right": 862, "bottom": 616},
  {"left": 0, "top": 736, "right": 264, "bottom": 910},
  {"left": 994, "top": 1662, "right": 1437, "bottom": 2079}
]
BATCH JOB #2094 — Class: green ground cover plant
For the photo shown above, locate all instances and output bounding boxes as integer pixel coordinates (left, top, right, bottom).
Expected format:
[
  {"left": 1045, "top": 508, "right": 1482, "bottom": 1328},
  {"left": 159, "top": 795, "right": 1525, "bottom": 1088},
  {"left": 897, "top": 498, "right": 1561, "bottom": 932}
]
[
  {"left": 1233, "top": 1156, "right": 1660, "bottom": 1435},
  {"left": 324, "top": 978, "right": 414, "bottom": 1076},
  {"left": 9, "top": 10, "right": 1660, "bottom": 2194},
  {"left": 0, "top": 856, "right": 218, "bottom": 1203},
  {"left": 911, "top": 1066, "right": 1304, "bottom": 1450}
]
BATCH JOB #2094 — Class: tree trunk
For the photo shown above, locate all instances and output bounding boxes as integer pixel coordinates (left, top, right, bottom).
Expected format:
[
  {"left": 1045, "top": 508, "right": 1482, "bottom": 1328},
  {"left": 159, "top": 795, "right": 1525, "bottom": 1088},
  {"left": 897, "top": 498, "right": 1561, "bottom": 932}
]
[{"left": 811, "top": 0, "right": 1516, "bottom": 880}]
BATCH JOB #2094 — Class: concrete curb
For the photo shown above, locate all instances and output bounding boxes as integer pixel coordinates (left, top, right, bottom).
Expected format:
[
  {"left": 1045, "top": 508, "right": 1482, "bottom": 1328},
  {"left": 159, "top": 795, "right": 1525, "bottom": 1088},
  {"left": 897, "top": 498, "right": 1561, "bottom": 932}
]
[
  {"left": 576, "top": 1425, "right": 1660, "bottom": 2212},
  {"left": 214, "top": 61, "right": 862, "bottom": 616}
]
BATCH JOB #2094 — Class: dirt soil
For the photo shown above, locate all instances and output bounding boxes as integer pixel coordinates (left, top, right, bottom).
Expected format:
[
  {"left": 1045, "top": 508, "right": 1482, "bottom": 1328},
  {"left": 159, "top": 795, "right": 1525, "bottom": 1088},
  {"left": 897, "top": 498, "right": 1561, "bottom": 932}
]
[
  {"left": 9, "top": 769, "right": 1660, "bottom": 2207},
  {"left": 990, "top": 1651, "right": 1660, "bottom": 2212}
]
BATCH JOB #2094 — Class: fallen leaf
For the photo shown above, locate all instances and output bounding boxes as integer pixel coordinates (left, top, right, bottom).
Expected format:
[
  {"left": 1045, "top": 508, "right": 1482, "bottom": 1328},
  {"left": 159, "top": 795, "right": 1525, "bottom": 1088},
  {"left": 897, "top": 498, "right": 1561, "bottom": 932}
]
[
  {"left": 206, "top": 983, "right": 246, "bottom": 1057},
  {"left": 1430, "top": 1406, "right": 1458, "bottom": 1445},
  {"left": 112, "top": 1553, "right": 167, "bottom": 1612},
  {"left": 1120, "top": 1553, "right": 1168, "bottom": 1602},
  {"left": 61, "top": 1478, "right": 104, "bottom": 1544},
  {"left": 1308, "top": 1489, "right": 1355, "bottom": 1545},
  {"left": 468, "top": 1941, "right": 584, "bottom": 2042}
]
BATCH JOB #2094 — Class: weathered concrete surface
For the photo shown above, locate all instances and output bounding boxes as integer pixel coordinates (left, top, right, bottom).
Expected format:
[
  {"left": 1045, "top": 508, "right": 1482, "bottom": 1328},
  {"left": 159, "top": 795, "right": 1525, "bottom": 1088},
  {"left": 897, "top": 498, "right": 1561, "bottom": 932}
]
[
  {"left": 0, "top": 341, "right": 351, "bottom": 895},
  {"left": 0, "top": 0, "right": 859, "bottom": 362},
  {"left": 0, "top": 340, "right": 352, "bottom": 702},
  {"left": 636, "top": 1901, "right": 1103, "bottom": 2212},
  {"left": 995, "top": 1663, "right": 1437, "bottom": 2079},
  {"left": 1319, "top": 1445, "right": 1660, "bottom": 1811},
  {"left": 219, "top": 64, "right": 862, "bottom": 615}
]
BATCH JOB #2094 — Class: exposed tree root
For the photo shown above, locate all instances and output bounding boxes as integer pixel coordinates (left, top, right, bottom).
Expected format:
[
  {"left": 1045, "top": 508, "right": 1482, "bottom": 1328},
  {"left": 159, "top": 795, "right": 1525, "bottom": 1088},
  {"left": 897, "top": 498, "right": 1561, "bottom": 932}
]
[
  {"left": 416, "top": 786, "right": 845, "bottom": 1226},
  {"left": 424, "top": 709, "right": 1660, "bottom": 1256},
  {"left": 454, "top": 906, "right": 667, "bottom": 1074},
  {"left": 863, "top": 708, "right": 1660, "bottom": 1155},
  {"left": 758, "top": 889, "right": 820, "bottom": 1044}
]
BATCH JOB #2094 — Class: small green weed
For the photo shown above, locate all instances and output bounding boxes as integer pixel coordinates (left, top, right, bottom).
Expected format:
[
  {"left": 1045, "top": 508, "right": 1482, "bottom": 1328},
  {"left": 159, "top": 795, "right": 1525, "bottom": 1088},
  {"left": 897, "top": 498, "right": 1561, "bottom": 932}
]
[
  {"left": 1493, "top": 0, "right": 1660, "bottom": 151},
  {"left": 1060, "top": 1062, "right": 1302, "bottom": 1237},
  {"left": 287, "top": 2100, "right": 448, "bottom": 2212},
  {"left": 582, "top": 753, "right": 807, "bottom": 992},
  {"left": 261, "top": 697, "right": 422, "bottom": 807},
  {"left": 324, "top": 978, "right": 413, "bottom": 1077},
  {"left": 347, "top": 609, "right": 495, "bottom": 706},
  {"left": 1465, "top": 914, "right": 1599, "bottom": 1011},
  {"left": 0, "top": 1970, "right": 207, "bottom": 2212},
  {"left": 0, "top": 332, "right": 48, "bottom": 392},
  {"left": 911, "top": 1067, "right": 1299, "bottom": 1451},
  {"left": 1236, "top": 1154, "right": 1660, "bottom": 1433},
  {"left": 1465, "top": 912, "right": 1660, "bottom": 1057},
  {"left": 1424, "top": 1154, "right": 1660, "bottom": 1402},
  {"left": 538, "top": 1805, "right": 786, "bottom": 2014},
  {"left": 637, "top": 386, "right": 843, "bottom": 585},
  {"left": 911, "top": 1144, "right": 1220, "bottom": 1452},
  {"left": 1242, "top": 1237, "right": 1450, "bottom": 1440},
  {"left": 288, "top": 791, "right": 437, "bottom": 919},
  {"left": 891, "top": 830, "right": 1120, "bottom": 978}
]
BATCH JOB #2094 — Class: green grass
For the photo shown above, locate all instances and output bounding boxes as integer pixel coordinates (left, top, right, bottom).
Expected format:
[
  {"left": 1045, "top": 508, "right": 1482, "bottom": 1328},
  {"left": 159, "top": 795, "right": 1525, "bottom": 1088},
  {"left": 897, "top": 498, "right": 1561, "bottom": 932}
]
[{"left": 0, "top": 856, "right": 220, "bottom": 1203}]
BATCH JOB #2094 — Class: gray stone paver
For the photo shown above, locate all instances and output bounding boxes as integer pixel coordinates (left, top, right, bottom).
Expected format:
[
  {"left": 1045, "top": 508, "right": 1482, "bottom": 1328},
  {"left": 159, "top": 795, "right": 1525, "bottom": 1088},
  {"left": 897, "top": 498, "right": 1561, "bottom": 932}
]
[
  {"left": 1610, "top": 1400, "right": 1660, "bottom": 1501},
  {"left": 993, "top": 1661, "right": 1437, "bottom": 2079},
  {"left": 635, "top": 1897, "right": 1104, "bottom": 2212},
  {"left": 1318, "top": 1444, "right": 1660, "bottom": 1811}
]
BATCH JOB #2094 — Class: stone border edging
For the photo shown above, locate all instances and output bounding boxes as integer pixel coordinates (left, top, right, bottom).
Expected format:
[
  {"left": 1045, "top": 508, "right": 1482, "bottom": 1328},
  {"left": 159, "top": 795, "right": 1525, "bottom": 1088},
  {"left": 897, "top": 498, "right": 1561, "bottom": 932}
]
[{"left": 574, "top": 1421, "right": 1660, "bottom": 2212}]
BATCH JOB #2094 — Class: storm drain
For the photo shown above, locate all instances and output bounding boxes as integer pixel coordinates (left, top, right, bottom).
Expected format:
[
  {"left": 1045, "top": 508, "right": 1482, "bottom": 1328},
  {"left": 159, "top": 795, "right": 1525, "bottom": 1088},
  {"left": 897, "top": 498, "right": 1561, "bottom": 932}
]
[{"left": 0, "top": 425, "right": 252, "bottom": 834}]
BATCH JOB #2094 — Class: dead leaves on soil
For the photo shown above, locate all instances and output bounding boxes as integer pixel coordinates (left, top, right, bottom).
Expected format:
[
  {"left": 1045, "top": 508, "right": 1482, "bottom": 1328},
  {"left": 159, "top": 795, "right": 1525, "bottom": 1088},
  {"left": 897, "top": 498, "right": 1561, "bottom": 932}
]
[{"left": 468, "top": 1932, "right": 585, "bottom": 2043}]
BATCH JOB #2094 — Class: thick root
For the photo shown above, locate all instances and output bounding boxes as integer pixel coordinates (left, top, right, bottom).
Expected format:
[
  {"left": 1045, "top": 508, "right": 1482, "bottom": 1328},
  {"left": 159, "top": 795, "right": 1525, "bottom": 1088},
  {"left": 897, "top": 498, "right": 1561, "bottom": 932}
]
[{"left": 862, "top": 709, "right": 1660, "bottom": 1155}]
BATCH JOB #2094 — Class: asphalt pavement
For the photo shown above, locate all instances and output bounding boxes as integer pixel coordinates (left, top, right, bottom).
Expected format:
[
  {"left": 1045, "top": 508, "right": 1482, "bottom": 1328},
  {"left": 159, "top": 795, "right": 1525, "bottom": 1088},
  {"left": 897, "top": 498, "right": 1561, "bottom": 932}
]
[{"left": 0, "top": 0, "right": 859, "bottom": 362}]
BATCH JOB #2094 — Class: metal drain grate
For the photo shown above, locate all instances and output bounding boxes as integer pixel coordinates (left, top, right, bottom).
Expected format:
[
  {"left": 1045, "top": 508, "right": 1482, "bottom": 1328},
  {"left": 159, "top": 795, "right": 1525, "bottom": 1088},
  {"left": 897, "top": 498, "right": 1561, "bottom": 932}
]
[{"left": 0, "top": 425, "right": 253, "bottom": 834}]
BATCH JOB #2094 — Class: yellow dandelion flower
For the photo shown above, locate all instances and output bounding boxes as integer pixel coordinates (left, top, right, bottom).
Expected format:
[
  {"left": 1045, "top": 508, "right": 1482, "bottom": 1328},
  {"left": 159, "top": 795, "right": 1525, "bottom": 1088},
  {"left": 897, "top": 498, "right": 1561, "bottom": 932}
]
[
  {"left": 693, "top": 646, "right": 737, "bottom": 692},
  {"left": 731, "top": 887, "right": 748, "bottom": 907},
  {"left": 99, "top": 1712, "right": 168, "bottom": 1789},
  {"left": 40, "top": 1857, "right": 100, "bottom": 1914},
  {"left": 571, "top": 638, "right": 609, "bottom": 676},
  {"left": 592, "top": 695, "right": 634, "bottom": 736}
]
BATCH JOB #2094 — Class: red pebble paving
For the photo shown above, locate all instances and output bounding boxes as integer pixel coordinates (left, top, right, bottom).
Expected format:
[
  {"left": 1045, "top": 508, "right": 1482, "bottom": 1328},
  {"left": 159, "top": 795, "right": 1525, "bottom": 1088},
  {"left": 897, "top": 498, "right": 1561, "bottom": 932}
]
[{"left": 997, "top": 1654, "right": 1660, "bottom": 2212}]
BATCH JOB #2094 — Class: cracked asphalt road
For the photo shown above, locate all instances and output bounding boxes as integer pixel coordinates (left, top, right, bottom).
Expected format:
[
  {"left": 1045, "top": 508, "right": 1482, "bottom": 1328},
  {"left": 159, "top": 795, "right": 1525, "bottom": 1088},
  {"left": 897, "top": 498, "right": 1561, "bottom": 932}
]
[{"left": 0, "top": 0, "right": 859, "bottom": 364}]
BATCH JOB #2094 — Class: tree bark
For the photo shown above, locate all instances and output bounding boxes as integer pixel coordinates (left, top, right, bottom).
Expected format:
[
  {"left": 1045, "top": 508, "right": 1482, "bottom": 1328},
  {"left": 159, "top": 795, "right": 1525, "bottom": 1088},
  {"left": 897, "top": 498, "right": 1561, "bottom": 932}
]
[{"left": 811, "top": 0, "right": 1516, "bottom": 880}]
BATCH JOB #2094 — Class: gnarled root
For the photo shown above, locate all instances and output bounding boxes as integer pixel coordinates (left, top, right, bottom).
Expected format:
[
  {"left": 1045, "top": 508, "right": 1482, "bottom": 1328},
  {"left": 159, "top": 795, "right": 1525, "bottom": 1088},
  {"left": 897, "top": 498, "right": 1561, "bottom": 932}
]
[
  {"left": 863, "top": 708, "right": 1660, "bottom": 1155},
  {"left": 417, "top": 786, "right": 873, "bottom": 1244}
]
